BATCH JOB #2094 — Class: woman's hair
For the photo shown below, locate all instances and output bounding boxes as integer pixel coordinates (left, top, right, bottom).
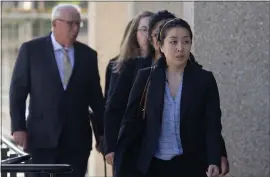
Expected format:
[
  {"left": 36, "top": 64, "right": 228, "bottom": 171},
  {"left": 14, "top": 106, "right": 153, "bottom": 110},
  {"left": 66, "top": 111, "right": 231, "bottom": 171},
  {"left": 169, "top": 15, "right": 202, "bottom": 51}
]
[
  {"left": 158, "top": 18, "right": 192, "bottom": 44},
  {"left": 157, "top": 18, "right": 202, "bottom": 67},
  {"left": 114, "top": 11, "right": 154, "bottom": 73},
  {"left": 146, "top": 10, "right": 176, "bottom": 57},
  {"left": 120, "top": 19, "right": 133, "bottom": 47}
]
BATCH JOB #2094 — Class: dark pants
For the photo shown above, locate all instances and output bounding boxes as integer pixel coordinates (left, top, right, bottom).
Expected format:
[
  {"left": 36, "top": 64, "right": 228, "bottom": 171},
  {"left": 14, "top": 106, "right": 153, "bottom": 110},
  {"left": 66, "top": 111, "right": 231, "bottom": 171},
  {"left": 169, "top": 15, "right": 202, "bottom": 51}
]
[
  {"left": 28, "top": 133, "right": 91, "bottom": 177},
  {"left": 145, "top": 155, "right": 207, "bottom": 177}
]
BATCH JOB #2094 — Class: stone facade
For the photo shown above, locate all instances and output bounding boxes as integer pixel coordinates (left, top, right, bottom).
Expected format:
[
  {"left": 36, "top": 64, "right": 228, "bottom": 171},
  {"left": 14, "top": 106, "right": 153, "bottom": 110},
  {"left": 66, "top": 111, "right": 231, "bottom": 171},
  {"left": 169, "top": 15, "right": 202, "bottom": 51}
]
[{"left": 194, "top": 2, "right": 270, "bottom": 177}]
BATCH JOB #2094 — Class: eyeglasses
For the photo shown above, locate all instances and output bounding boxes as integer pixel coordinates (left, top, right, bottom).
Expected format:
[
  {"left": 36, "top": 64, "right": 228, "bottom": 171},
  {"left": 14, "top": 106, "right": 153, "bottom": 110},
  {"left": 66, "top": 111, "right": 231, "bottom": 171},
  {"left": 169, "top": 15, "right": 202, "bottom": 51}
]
[
  {"left": 137, "top": 28, "right": 148, "bottom": 33},
  {"left": 56, "top": 19, "right": 82, "bottom": 28}
]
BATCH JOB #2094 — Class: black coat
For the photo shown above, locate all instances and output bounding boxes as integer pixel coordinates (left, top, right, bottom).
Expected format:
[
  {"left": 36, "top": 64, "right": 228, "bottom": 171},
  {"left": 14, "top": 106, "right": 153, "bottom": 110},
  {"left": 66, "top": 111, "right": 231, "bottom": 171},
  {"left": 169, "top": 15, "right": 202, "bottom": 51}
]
[
  {"left": 104, "top": 55, "right": 227, "bottom": 157},
  {"left": 104, "top": 56, "right": 152, "bottom": 154},
  {"left": 114, "top": 58, "right": 223, "bottom": 177},
  {"left": 104, "top": 56, "right": 118, "bottom": 102}
]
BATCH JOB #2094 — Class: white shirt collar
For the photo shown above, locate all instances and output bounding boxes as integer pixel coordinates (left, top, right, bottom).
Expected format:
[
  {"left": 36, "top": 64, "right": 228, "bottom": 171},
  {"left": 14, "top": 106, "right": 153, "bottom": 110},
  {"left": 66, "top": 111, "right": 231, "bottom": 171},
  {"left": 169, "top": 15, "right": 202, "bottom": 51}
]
[{"left": 50, "top": 32, "right": 73, "bottom": 51}]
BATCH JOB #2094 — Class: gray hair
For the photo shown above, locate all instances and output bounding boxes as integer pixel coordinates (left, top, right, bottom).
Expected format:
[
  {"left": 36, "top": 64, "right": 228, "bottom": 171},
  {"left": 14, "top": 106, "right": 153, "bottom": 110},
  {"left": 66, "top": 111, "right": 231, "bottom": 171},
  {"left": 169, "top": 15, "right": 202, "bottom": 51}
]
[{"left": 51, "top": 4, "right": 81, "bottom": 21}]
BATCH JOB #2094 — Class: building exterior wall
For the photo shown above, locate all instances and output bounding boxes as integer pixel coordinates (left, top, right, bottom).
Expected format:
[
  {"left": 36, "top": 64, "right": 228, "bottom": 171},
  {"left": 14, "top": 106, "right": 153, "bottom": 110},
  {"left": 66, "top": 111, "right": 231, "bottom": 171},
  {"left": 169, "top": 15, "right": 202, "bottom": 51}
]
[
  {"left": 88, "top": 2, "right": 130, "bottom": 90},
  {"left": 130, "top": 1, "right": 183, "bottom": 18},
  {"left": 193, "top": 2, "right": 270, "bottom": 177}
]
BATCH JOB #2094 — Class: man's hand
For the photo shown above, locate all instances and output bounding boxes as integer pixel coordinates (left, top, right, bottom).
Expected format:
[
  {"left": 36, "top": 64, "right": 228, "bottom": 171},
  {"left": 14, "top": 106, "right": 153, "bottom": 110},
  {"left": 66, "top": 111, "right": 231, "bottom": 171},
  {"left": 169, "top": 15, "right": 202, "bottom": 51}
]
[
  {"left": 105, "top": 152, "right": 114, "bottom": 165},
  {"left": 206, "top": 165, "right": 219, "bottom": 177},
  {"left": 13, "top": 131, "right": 27, "bottom": 149},
  {"left": 220, "top": 156, "right": 229, "bottom": 176}
]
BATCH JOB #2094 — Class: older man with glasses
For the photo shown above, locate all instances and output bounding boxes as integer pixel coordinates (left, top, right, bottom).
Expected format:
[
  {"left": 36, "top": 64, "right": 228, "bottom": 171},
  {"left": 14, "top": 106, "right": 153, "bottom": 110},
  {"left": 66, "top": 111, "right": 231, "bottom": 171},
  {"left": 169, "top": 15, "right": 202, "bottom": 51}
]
[{"left": 9, "top": 4, "right": 105, "bottom": 177}]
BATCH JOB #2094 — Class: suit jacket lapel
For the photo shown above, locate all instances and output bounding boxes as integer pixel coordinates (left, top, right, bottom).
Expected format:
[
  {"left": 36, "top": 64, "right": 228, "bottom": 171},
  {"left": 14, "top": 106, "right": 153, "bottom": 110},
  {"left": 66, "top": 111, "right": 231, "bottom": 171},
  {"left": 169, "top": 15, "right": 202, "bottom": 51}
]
[
  {"left": 147, "top": 66, "right": 165, "bottom": 134},
  {"left": 45, "top": 35, "right": 64, "bottom": 92},
  {"left": 180, "top": 63, "right": 194, "bottom": 121}
]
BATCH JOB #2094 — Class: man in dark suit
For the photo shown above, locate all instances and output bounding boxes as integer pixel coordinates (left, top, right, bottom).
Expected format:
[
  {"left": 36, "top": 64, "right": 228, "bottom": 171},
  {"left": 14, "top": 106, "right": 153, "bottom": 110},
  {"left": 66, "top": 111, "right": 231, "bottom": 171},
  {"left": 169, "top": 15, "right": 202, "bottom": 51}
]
[{"left": 9, "top": 4, "right": 104, "bottom": 177}]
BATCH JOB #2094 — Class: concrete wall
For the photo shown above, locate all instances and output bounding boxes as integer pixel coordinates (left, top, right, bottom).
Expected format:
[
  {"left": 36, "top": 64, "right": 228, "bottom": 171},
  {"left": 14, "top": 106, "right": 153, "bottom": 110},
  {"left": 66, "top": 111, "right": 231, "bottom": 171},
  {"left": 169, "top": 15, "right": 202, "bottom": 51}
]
[
  {"left": 88, "top": 2, "right": 130, "bottom": 90},
  {"left": 130, "top": 1, "right": 183, "bottom": 18},
  {"left": 194, "top": 2, "right": 270, "bottom": 177}
]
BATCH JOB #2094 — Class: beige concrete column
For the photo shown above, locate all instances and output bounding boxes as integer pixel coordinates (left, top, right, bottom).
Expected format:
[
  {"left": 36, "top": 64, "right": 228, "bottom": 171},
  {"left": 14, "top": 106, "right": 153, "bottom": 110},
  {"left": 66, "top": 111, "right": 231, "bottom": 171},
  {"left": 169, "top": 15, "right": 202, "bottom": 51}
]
[
  {"left": 129, "top": 1, "right": 183, "bottom": 19},
  {"left": 182, "top": 2, "right": 194, "bottom": 31},
  {"left": 182, "top": 2, "right": 195, "bottom": 53},
  {"left": 88, "top": 1, "right": 130, "bottom": 89},
  {"left": 87, "top": 2, "right": 131, "bottom": 177},
  {"left": 127, "top": 1, "right": 135, "bottom": 21}
]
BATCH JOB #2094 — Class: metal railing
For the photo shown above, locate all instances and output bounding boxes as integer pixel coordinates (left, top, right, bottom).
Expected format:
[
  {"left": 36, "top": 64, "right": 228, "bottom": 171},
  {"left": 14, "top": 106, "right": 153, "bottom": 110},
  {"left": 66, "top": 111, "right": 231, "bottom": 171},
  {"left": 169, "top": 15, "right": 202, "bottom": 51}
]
[
  {"left": 2, "top": 154, "right": 31, "bottom": 164},
  {"left": 1, "top": 135, "right": 28, "bottom": 156},
  {"left": 1, "top": 163, "right": 73, "bottom": 177},
  {"left": 1, "top": 135, "right": 73, "bottom": 177}
]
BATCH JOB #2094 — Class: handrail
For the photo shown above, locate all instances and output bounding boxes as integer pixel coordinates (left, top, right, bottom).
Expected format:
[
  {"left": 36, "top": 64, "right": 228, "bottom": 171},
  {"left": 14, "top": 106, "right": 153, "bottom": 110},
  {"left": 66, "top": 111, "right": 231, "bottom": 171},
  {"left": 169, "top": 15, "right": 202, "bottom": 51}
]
[
  {"left": 1, "top": 164, "right": 73, "bottom": 174},
  {"left": 1, "top": 154, "right": 31, "bottom": 164},
  {"left": 1, "top": 135, "right": 28, "bottom": 156},
  {"left": 1, "top": 136, "right": 73, "bottom": 177}
]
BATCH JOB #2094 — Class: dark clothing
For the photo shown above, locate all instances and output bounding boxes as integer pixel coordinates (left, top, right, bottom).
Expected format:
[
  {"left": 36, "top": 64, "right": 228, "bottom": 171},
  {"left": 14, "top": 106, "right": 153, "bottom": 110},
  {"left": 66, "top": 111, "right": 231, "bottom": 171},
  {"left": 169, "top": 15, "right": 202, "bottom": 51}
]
[
  {"left": 29, "top": 138, "right": 90, "bottom": 177},
  {"left": 104, "top": 56, "right": 118, "bottom": 101},
  {"left": 114, "top": 59, "right": 223, "bottom": 177},
  {"left": 9, "top": 34, "right": 105, "bottom": 177},
  {"left": 145, "top": 155, "right": 205, "bottom": 177},
  {"left": 118, "top": 155, "right": 199, "bottom": 177},
  {"left": 104, "top": 55, "right": 227, "bottom": 157},
  {"left": 104, "top": 56, "right": 152, "bottom": 155},
  {"left": 106, "top": 71, "right": 119, "bottom": 106}
]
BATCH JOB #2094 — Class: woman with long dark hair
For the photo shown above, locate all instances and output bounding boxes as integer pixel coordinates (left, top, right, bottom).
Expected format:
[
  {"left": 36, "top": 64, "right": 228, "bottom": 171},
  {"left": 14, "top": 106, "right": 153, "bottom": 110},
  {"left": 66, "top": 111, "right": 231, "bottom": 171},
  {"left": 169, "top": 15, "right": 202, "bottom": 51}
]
[
  {"left": 114, "top": 18, "right": 223, "bottom": 177},
  {"left": 104, "top": 11, "right": 229, "bottom": 177}
]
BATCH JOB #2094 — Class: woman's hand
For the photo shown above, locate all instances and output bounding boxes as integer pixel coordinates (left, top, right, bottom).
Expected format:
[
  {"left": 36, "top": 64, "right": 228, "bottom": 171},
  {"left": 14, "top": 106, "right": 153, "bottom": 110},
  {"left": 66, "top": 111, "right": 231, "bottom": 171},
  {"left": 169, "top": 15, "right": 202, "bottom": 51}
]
[
  {"left": 105, "top": 152, "right": 114, "bottom": 165},
  {"left": 206, "top": 165, "right": 219, "bottom": 177},
  {"left": 220, "top": 156, "right": 229, "bottom": 176}
]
